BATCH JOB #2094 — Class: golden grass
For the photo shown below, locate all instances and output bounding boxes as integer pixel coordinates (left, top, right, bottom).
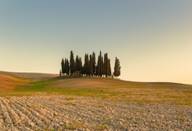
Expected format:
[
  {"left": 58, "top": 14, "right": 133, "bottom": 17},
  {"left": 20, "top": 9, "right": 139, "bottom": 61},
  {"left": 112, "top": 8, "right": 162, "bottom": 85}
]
[
  {"left": 0, "top": 74, "right": 29, "bottom": 90},
  {"left": 0, "top": 72, "right": 191, "bottom": 105},
  {"left": 47, "top": 78, "right": 192, "bottom": 105}
]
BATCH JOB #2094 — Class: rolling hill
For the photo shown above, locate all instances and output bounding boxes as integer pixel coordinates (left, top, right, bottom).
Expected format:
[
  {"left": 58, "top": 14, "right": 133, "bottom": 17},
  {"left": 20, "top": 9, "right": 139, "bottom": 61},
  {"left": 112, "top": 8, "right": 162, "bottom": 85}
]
[
  {"left": 0, "top": 71, "right": 191, "bottom": 105},
  {"left": 0, "top": 72, "right": 28, "bottom": 91},
  {"left": 0, "top": 71, "right": 191, "bottom": 130},
  {"left": 0, "top": 71, "right": 56, "bottom": 91}
]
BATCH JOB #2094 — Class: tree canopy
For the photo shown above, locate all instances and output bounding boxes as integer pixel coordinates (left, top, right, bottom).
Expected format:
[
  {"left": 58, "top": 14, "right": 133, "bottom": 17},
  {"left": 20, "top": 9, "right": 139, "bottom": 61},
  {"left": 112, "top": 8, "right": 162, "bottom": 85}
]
[
  {"left": 60, "top": 51, "right": 121, "bottom": 78},
  {"left": 113, "top": 57, "right": 121, "bottom": 77}
]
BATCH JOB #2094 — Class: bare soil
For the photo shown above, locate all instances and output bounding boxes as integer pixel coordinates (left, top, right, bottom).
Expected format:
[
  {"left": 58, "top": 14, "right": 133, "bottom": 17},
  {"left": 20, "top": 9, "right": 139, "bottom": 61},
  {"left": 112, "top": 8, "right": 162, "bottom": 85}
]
[{"left": 0, "top": 96, "right": 191, "bottom": 130}]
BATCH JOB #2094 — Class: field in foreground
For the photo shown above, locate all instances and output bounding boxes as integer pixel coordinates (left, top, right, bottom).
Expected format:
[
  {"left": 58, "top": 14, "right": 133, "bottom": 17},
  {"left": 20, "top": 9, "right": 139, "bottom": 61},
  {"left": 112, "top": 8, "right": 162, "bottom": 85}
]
[
  {"left": 0, "top": 71, "right": 192, "bottom": 130},
  {"left": 0, "top": 96, "right": 191, "bottom": 130}
]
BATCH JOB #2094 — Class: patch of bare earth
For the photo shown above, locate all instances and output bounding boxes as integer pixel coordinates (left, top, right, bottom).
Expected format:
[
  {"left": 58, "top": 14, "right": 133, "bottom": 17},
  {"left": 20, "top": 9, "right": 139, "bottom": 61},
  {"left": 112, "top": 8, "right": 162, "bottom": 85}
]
[{"left": 0, "top": 96, "right": 191, "bottom": 130}]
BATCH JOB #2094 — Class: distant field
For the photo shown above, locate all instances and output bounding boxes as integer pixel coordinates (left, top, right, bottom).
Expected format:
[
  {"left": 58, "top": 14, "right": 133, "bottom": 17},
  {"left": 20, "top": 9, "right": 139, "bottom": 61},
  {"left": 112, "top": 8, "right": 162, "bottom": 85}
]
[{"left": 0, "top": 71, "right": 191, "bottom": 105}]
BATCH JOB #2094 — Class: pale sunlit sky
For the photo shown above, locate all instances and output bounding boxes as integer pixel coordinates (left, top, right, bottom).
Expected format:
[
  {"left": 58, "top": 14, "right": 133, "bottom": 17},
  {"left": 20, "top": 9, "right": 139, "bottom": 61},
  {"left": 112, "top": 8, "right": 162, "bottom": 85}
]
[{"left": 0, "top": 0, "right": 192, "bottom": 84}]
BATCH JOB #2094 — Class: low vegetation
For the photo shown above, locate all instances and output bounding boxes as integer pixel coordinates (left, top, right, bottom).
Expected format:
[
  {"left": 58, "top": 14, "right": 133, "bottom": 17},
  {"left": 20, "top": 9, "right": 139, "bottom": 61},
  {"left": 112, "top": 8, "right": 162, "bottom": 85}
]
[{"left": 0, "top": 72, "right": 191, "bottom": 105}]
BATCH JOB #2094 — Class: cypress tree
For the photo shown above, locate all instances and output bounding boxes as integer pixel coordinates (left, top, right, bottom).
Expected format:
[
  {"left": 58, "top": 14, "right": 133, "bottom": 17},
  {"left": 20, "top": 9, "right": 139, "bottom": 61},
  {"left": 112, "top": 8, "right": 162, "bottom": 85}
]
[
  {"left": 101, "top": 54, "right": 104, "bottom": 77},
  {"left": 87, "top": 54, "right": 91, "bottom": 76},
  {"left": 92, "top": 52, "right": 96, "bottom": 76},
  {"left": 103, "top": 53, "right": 109, "bottom": 77},
  {"left": 75, "top": 55, "right": 82, "bottom": 72},
  {"left": 83, "top": 54, "right": 89, "bottom": 76},
  {"left": 61, "top": 58, "right": 65, "bottom": 75},
  {"left": 75, "top": 55, "right": 79, "bottom": 72},
  {"left": 97, "top": 51, "right": 103, "bottom": 77},
  {"left": 70, "top": 51, "right": 75, "bottom": 75},
  {"left": 95, "top": 63, "right": 99, "bottom": 77},
  {"left": 96, "top": 54, "right": 100, "bottom": 77},
  {"left": 113, "top": 57, "right": 121, "bottom": 77},
  {"left": 79, "top": 57, "right": 83, "bottom": 75},
  {"left": 65, "top": 58, "right": 70, "bottom": 75},
  {"left": 107, "top": 58, "right": 111, "bottom": 76},
  {"left": 89, "top": 54, "right": 93, "bottom": 76}
]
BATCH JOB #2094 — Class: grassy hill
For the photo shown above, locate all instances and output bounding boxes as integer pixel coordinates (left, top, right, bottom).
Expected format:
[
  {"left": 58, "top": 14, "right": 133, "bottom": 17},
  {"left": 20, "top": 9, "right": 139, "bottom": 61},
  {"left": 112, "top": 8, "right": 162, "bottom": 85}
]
[
  {"left": 0, "top": 71, "right": 191, "bottom": 105},
  {"left": 0, "top": 72, "right": 29, "bottom": 91},
  {"left": 0, "top": 71, "right": 56, "bottom": 91}
]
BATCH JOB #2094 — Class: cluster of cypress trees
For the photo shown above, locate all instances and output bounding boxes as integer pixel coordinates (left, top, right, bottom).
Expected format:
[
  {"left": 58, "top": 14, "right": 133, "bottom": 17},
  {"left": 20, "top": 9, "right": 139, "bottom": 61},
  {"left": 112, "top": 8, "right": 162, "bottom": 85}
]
[{"left": 60, "top": 51, "right": 121, "bottom": 78}]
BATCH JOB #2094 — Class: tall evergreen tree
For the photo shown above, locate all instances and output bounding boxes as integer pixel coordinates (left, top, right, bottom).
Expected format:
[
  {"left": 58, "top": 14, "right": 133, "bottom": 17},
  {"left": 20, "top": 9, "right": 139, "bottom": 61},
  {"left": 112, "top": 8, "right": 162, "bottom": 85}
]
[
  {"left": 65, "top": 59, "right": 70, "bottom": 75},
  {"left": 97, "top": 51, "right": 103, "bottom": 77},
  {"left": 75, "top": 55, "right": 79, "bottom": 72},
  {"left": 103, "top": 53, "right": 109, "bottom": 77},
  {"left": 70, "top": 51, "right": 75, "bottom": 75},
  {"left": 79, "top": 57, "right": 83, "bottom": 74},
  {"left": 107, "top": 58, "right": 111, "bottom": 76},
  {"left": 92, "top": 52, "right": 96, "bottom": 75},
  {"left": 61, "top": 58, "right": 65, "bottom": 74},
  {"left": 89, "top": 54, "right": 94, "bottom": 76},
  {"left": 101, "top": 55, "right": 104, "bottom": 77},
  {"left": 95, "top": 63, "right": 99, "bottom": 76},
  {"left": 75, "top": 55, "right": 82, "bottom": 72},
  {"left": 83, "top": 54, "right": 89, "bottom": 76},
  {"left": 96, "top": 54, "right": 99, "bottom": 76},
  {"left": 113, "top": 57, "right": 121, "bottom": 77}
]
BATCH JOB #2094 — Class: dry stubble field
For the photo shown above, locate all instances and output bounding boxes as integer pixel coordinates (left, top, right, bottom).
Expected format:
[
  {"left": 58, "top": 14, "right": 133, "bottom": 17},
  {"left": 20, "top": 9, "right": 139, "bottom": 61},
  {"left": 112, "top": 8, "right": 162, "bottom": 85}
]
[{"left": 0, "top": 96, "right": 192, "bottom": 130}]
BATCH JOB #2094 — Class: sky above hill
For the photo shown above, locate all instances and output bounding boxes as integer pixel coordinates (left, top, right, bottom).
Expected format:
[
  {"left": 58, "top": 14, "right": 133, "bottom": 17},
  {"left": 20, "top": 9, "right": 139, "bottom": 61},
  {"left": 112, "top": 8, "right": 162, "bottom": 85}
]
[{"left": 0, "top": 0, "right": 192, "bottom": 84}]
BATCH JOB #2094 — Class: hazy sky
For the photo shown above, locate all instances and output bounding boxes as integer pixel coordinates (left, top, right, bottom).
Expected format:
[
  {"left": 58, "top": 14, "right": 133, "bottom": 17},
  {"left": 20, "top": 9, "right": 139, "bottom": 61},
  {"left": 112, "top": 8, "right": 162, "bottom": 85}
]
[{"left": 0, "top": 0, "right": 192, "bottom": 84}]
